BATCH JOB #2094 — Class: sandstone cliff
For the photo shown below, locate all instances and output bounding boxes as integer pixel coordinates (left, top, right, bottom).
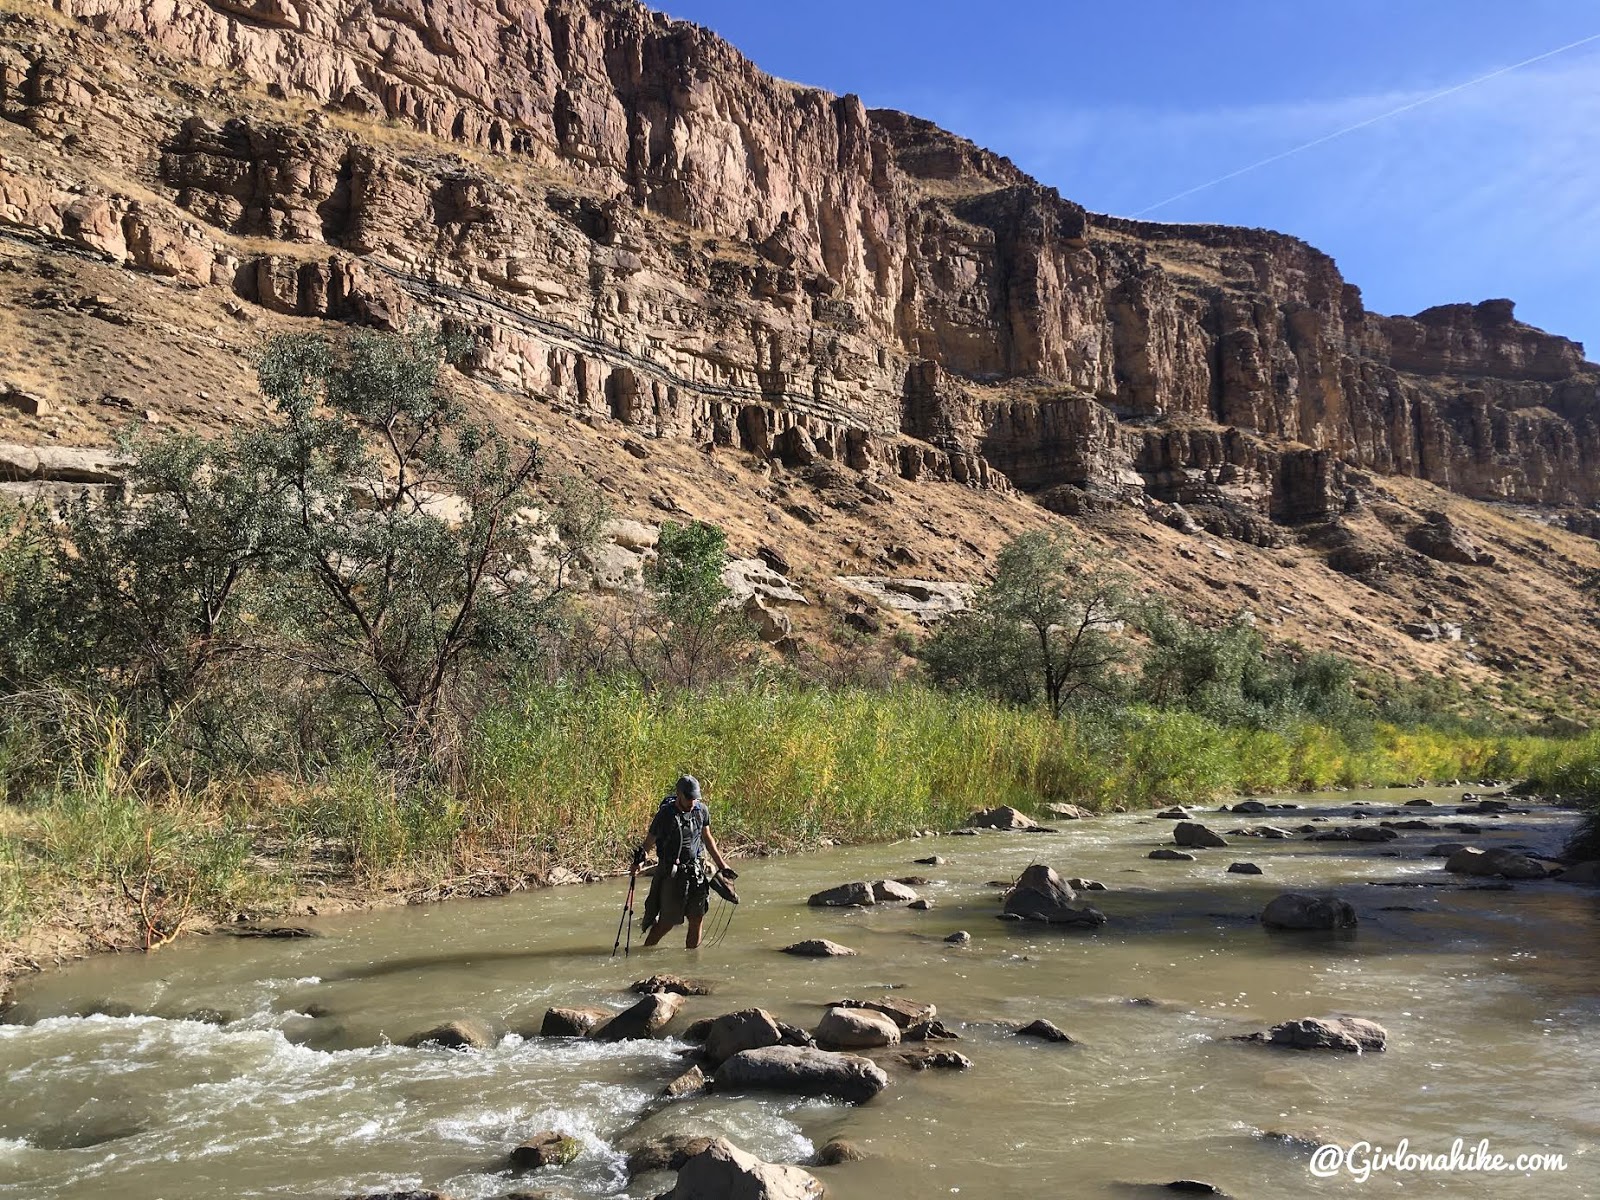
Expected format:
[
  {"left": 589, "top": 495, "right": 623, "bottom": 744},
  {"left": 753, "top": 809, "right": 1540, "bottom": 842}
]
[{"left": 3, "top": 0, "right": 1597, "bottom": 522}]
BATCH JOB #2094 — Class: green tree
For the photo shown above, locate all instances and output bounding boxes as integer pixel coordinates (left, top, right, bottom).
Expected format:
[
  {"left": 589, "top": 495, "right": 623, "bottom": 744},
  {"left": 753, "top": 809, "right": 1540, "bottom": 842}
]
[
  {"left": 251, "top": 325, "right": 579, "bottom": 768},
  {"left": 620, "top": 519, "right": 751, "bottom": 689},
  {"left": 923, "top": 529, "right": 1130, "bottom": 717}
]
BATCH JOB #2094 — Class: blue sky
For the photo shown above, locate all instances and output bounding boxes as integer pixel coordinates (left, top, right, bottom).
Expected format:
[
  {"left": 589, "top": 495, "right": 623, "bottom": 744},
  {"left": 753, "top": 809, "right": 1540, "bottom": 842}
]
[{"left": 658, "top": 1, "right": 1599, "bottom": 357}]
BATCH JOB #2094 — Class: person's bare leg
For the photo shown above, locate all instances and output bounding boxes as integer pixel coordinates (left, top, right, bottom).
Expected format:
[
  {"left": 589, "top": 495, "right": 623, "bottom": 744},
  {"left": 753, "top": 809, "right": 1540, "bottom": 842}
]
[
  {"left": 685, "top": 913, "right": 705, "bottom": 949},
  {"left": 643, "top": 919, "right": 676, "bottom": 947}
]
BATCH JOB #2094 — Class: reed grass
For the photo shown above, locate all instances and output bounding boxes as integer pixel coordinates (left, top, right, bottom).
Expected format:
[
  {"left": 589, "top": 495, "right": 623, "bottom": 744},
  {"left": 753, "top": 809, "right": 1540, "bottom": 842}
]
[{"left": 0, "top": 681, "right": 1580, "bottom": 952}]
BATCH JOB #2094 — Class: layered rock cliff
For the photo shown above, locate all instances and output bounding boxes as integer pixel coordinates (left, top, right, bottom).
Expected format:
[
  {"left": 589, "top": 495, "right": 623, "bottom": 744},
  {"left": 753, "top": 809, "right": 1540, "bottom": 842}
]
[{"left": 1, "top": 0, "right": 1598, "bottom": 529}]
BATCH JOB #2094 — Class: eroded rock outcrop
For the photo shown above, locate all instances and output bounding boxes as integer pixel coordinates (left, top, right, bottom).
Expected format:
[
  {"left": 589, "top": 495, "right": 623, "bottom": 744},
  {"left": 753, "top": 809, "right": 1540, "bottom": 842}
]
[{"left": 2, "top": 0, "right": 1595, "bottom": 542}]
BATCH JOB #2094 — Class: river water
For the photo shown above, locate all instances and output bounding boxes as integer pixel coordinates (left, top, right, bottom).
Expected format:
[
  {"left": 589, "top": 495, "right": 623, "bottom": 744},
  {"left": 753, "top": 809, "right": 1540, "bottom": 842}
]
[{"left": 1, "top": 787, "right": 1595, "bottom": 1200}]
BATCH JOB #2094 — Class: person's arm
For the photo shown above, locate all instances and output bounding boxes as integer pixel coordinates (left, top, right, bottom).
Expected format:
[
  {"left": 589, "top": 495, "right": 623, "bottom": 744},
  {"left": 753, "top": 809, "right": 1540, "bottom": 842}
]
[
  {"left": 634, "top": 812, "right": 662, "bottom": 870},
  {"left": 703, "top": 826, "right": 731, "bottom": 875}
]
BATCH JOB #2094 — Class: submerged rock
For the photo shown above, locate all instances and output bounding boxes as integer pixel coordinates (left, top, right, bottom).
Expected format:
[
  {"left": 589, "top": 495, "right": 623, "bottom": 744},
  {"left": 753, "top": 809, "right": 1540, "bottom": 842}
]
[
  {"left": 899, "top": 1049, "right": 972, "bottom": 1070},
  {"left": 631, "top": 974, "right": 712, "bottom": 996},
  {"left": 539, "top": 1006, "right": 612, "bottom": 1037},
  {"left": 1228, "top": 862, "right": 1263, "bottom": 875},
  {"left": 1247, "top": 1016, "right": 1388, "bottom": 1053},
  {"left": 1149, "top": 849, "right": 1197, "bottom": 861},
  {"left": 403, "top": 1019, "right": 498, "bottom": 1050},
  {"left": 1001, "top": 864, "right": 1106, "bottom": 927},
  {"left": 913, "top": 854, "right": 946, "bottom": 865},
  {"left": 1444, "top": 846, "right": 1548, "bottom": 879},
  {"left": 1260, "top": 893, "right": 1358, "bottom": 930},
  {"left": 1557, "top": 861, "right": 1600, "bottom": 885},
  {"left": 904, "top": 1018, "right": 961, "bottom": 1041},
  {"left": 781, "top": 938, "right": 856, "bottom": 957},
  {"left": 509, "top": 1131, "right": 581, "bottom": 1170},
  {"left": 1016, "top": 1019, "right": 1075, "bottom": 1044},
  {"left": 589, "top": 992, "right": 683, "bottom": 1041},
  {"left": 661, "top": 1064, "right": 707, "bottom": 1099},
  {"left": 626, "top": 1133, "right": 718, "bottom": 1177},
  {"left": 815, "top": 1138, "right": 867, "bottom": 1165},
  {"left": 714, "top": 1045, "right": 889, "bottom": 1104}
]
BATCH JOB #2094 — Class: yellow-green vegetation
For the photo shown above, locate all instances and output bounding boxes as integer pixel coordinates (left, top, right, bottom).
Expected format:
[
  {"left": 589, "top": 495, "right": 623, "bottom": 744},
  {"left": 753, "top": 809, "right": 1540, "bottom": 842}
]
[{"left": 1, "top": 681, "right": 1575, "bottom": 958}]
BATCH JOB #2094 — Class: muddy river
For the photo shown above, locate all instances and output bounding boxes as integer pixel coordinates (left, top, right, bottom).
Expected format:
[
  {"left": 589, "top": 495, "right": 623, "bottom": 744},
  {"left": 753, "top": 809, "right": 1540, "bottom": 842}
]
[{"left": 2, "top": 787, "right": 1595, "bottom": 1199}]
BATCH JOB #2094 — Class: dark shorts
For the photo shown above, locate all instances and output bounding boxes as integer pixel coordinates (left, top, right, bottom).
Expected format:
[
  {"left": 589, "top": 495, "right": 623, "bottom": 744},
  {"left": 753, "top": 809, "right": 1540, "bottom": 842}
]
[{"left": 643, "top": 859, "right": 711, "bottom": 928}]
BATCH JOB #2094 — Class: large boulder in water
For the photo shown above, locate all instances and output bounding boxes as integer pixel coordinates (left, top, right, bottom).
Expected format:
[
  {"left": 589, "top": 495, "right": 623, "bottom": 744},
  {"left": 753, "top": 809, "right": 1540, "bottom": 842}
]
[
  {"left": 815, "top": 1006, "right": 901, "bottom": 1049},
  {"left": 965, "top": 805, "right": 1039, "bottom": 830},
  {"left": 1258, "top": 1016, "right": 1388, "bottom": 1053},
  {"left": 1261, "top": 893, "right": 1358, "bottom": 930},
  {"left": 1444, "top": 846, "right": 1548, "bottom": 879},
  {"left": 714, "top": 1045, "right": 889, "bottom": 1104},
  {"left": 824, "top": 996, "right": 936, "bottom": 1028},
  {"left": 662, "top": 1137, "right": 825, "bottom": 1200},
  {"left": 1174, "top": 821, "right": 1229, "bottom": 848},
  {"left": 808, "top": 881, "right": 874, "bottom": 907},
  {"left": 1002, "top": 864, "right": 1107, "bottom": 927},
  {"left": 589, "top": 992, "right": 683, "bottom": 1041},
  {"left": 704, "top": 1008, "right": 784, "bottom": 1066}
]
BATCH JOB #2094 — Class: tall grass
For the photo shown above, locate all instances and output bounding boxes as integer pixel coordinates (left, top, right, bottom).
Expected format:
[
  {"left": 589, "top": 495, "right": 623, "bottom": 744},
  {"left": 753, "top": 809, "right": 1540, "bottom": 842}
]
[
  {"left": 0, "top": 680, "right": 1580, "bottom": 956},
  {"left": 1520, "top": 731, "right": 1600, "bottom": 859}
]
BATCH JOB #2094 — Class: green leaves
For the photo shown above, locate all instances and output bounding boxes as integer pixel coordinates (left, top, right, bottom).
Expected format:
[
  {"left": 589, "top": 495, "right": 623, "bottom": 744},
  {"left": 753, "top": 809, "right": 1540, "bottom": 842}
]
[{"left": 922, "top": 529, "right": 1130, "bottom": 718}]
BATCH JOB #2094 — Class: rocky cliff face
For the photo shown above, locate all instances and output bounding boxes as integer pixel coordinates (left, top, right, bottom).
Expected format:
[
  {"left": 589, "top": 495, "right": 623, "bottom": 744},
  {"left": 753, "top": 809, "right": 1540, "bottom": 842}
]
[{"left": 2, "top": 0, "right": 1598, "bottom": 533}]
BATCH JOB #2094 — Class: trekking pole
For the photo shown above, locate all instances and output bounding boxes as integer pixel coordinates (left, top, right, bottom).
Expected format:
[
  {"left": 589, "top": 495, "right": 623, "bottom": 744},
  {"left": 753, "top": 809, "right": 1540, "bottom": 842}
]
[{"left": 612, "top": 867, "right": 637, "bottom": 958}]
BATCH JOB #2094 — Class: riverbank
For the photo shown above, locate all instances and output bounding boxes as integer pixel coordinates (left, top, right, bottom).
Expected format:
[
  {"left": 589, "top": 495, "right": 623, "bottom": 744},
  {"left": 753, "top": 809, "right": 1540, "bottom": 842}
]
[{"left": 1, "top": 683, "right": 1591, "bottom": 999}]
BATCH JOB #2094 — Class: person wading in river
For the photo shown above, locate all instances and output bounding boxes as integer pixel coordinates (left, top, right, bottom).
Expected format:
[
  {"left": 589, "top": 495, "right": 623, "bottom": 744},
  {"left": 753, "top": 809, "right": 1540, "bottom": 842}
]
[{"left": 633, "top": 775, "right": 735, "bottom": 949}]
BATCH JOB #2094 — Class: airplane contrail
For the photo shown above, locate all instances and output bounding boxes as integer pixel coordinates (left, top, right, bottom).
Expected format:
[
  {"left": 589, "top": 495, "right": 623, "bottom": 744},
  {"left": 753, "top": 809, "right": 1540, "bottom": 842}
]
[{"left": 1131, "top": 30, "right": 1600, "bottom": 218}]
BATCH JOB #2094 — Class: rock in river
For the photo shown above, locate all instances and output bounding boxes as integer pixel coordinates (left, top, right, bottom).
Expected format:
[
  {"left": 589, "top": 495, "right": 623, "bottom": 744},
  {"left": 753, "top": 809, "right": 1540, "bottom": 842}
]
[
  {"left": 1175, "top": 821, "right": 1229, "bottom": 848},
  {"left": 589, "top": 992, "right": 683, "bottom": 1041},
  {"left": 1444, "top": 846, "right": 1548, "bottom": 880},
  {"left": 631, "top": 974, "right": 712, "bottom": 996},
  {"left": 1248, "top": 1016, "right": 1388, "bottom": 1053},
  {"left": 825, "top": 996, "right": 936, "bottom": 1028},
  {"left": 1016, "top": 1019, "right": 1076, "bottom": 1044},
  {"left": 1149, "top": 849, "right": 1197, "bottom": 861},
  {"left": 966, "top": 805, "right": 1039, "bottom": 830},
  {"left": 1001, "top": 864, "right": 1107, "bottom": 927},
  {"left": 781, "top": 938, "right": 856, "bottom": 957},
  {"left": 509, "top": 1131, "right": 580, "bottom": 1170},
  {"left": 704, "top": 1008, "right": 784, "bottom": 1066},
  {"left": 714, "top": 1045, "right": 889, "bottom": 1104},
  {"left": 538, "top": 1006, "right": 612, "bottom": 1037},
  {"left": 661, "top": 1138, "right": 825, "bottom": 1200},
  {"left": 870, "top": 879, "right": 920, "bottom": 903},
  {"left": 403, "top": 1019, "right": 498, "bottom": 1050},
  {"left": 1260, "top": 893, "right": 1357, "bottom": 930},
  {"left": 815, "top": 1006, "right": 901, "bottom": 1049},
  {"left": 808, "top": 881, "right": 875, "bottom": 907},
  {"left": 900, "top": 1049, "right": 972, "bottom": 1070}
]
